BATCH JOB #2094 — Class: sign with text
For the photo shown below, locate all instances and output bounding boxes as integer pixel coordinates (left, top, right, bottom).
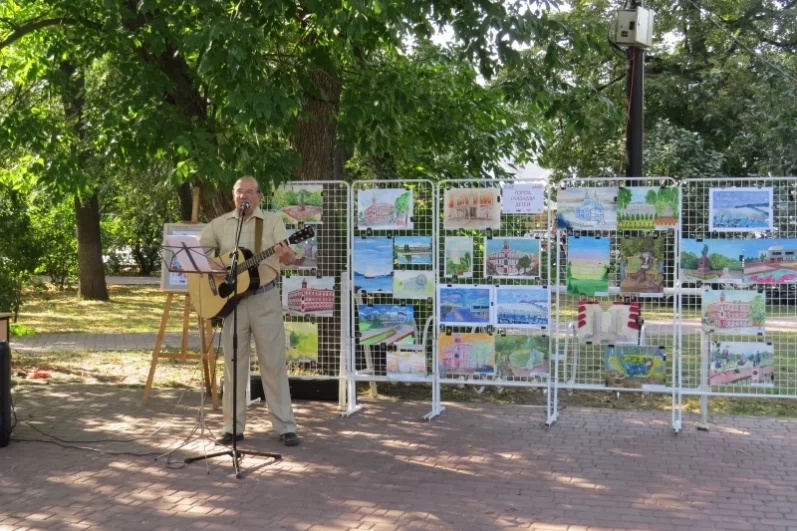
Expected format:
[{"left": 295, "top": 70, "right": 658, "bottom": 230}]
[{"left": 502, "top": 184, "right": 544, "bottom": 214}]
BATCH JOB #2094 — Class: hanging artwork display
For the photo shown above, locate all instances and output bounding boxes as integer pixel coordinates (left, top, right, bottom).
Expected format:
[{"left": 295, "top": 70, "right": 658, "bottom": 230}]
[
  {"left": 494, "top": 334, "right": 549, "bottom": 377},
  {"left": 619, "top": 237, "right": 666, "bottom": 296},
  {"left": 357, "top": 188, "right": 414, "bottom": 230},
  {"left": 284, "top": 322, "right": 319, "bottom": 363},
  {"left": 286, "top": 228, "right": 318, "bottom": 270},
  {"left": 709, "top": 341, "right": 774, "bottom": 387},
  {"left": 393, "top": 236, "right": 432, "bottom": 266},
  {"left": 743, "top": 239, "right": 797, "bottom": 284},
  {"left": 502, "top": 183, "right": 545, "bottom": 214},
  {"left": 357, "top": 304, "right": 416, "bottom": 345},
  {"left": 353, "top": 237, "right": 394, "bottom": 294},
  {"left": 616, "top": 186, "right": 679, "bottom": 230},
  {"left": 576, "top": 300, "right": 641, "bottom": 345},
  {"left": 709, "top": 187, "right": 774, "bottom": 232},
  {"left": 680, "top": 238, "right": 744, "bottom": 284},
  {"left": 701, "top": 289, "right": 766, "bottom": 336},
  {"left": 443, "top": 188, "right": 501, "bottom": 230},
  {"left": 556, "top": 187, "right": 618, "bottom": 231},
  {"left": 281, "top": 276, "right": 335, "bottom": 317},
  {"left": 393, "top": 271, "right": 434, "bottom": 299},
  {"left": 272, "top": 184, "right": 323, "bottom": 225},
  {"left": 566, "top": 236, "right": 610, "bottom": 296},
  {"left": 438, "top": 332, "right": 495, "bottom": 376},
  {"left": 494, "top": 286, "right": 549, "bottom": 329},
  {"left": 386, "top": 349, "right": 427, "bottom": 381},
  {"left": 484, "top": 237, "right": 540, "bottom": 279},
  {"left": 444, "top": 236, "right": 474, "bottom": 278},
  {"left": 603, "top": 345, "right": 667, "bottom": 389},
  {"left": 438, "top": 285, "right": 494, "bottom": 326}
]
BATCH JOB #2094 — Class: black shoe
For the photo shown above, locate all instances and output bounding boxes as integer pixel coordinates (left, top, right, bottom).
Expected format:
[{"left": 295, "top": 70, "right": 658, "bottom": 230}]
[
  {"left": 280, "top": 432, "right": 300, "bottom": 447},
  {"left": 216, "top": 432, "right": 244, "bottom": 445}
]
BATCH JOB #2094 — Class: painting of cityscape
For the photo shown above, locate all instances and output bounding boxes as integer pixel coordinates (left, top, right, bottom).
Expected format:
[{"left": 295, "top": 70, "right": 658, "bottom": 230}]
[
  {"left": 494, "top": 334, "right": 549, "bottom": 378},
  {"left": 394, "top": 236, "right": 432, "bottom": 266},
  {"left": 438, "top": 333, "right": 495, "bottom": 376},
  {"left": 357, "top": 304, "right": 416, "bottom": 345},
  {"left": 357, "top": 188, "right": 414, "bottom": 230},
  {"left": 494, "top": 286, "right": 549, "bottom": 329},
  {"left": 556, "top": 187, "right": 618, "bottom": 231},
  {"left": 443, "top": 188, "right": 501, "bottom": 230},
  {"left": 353, "top": 237, "right": 394, "bottom": 294},
  {"left": 281, "top": 275, "right": 335, "bottom": 317},
  {"left": 286, "top": 228, "right": 318, "bottom": 270},
  {"left": 604, "top": 346, "right": 667, "bottom": 389},
  {"left": 284, "top": 322, "right": 318, "bottom": 363},
  {"left": 743, "top": 239, "right": 797, "bottom": 284},
  {"left": 444, "top": 236, "right": 473, "bottom": 278},
  {"left": 386, "top": 349, "right": 427, "bottom": 381},
  {"left": 680, "top": 238, "right": 744, "bottom": 284},
  {"left": 709, "top": 187, "right": 774, "bottom": 232},
  {"left": 272, "top": 184, "right": 323, "bottom": 225},
  {"left": 576, "top": 300, "right": 641, "bottom": 345},
  {"left": 566, "top": 236, "right": 610, "bottom": 296},
  {"left": 701, "top": 289, "right": 766, "bottom": 336},
  {"left": 438, "top": 285, "right": 493, "bottom": 326},
  {"left": 619, "top": 237, "right": 665, "bottom": 295},
  {"left": 616, "top": 186, "right": 679, "bottom": 230},
  {"left": 484, "top": 238, "right": 540, "bottom": 279},
  {"left": 393, "top": 270, "right": 434, "bottom": 299},
  {"left": 709, "top": 341, "right": 774, "bottom": 387}
]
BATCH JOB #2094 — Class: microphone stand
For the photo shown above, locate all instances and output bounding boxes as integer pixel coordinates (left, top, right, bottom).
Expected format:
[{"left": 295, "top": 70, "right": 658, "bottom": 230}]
[{"left": 185, "top": 203, "right": 281, "bottom": 478}]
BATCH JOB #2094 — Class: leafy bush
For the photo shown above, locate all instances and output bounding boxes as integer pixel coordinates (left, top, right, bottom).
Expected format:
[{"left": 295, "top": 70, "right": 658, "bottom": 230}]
[
  {"left": 0, "top": 185, "right": 42, "bottom": 317},
  {"left": 29, "top": 195, "right": 78, "bottom": 289}
]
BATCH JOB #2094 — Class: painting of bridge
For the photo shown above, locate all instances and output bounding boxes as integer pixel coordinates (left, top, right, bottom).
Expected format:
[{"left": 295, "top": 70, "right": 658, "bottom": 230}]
[
  {"left": 394, "top": 236, "right": 432, "bottom": 265},
  {"left": 709, "top": 187, "right": 773, "bottom": 232}
]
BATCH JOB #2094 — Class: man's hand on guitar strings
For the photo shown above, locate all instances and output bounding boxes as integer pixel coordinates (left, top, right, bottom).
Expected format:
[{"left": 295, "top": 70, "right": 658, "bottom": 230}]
[{"left": 276, "top": 242, "right": 296, "bottom": 265}]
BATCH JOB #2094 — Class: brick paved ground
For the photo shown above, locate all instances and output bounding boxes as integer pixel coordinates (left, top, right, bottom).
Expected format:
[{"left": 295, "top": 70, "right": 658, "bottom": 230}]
[{"left": 3, "top": 384, "right": 797, "bottom": 531}]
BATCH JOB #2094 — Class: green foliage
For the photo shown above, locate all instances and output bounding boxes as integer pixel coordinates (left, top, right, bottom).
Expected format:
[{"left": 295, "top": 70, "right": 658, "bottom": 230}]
[
  {"left": 708, "top": 253, "right": 743, "bottom": 272},
  {"left": 29, "top": 194, "right": 78, "bottom": 288},
  {"left": 681, "top": 251, "right": 699, "bottom": 271},
  {"left": 0, "top": 184, "right": 41, "bottom": 317},
  {"left": 750, "top": 295, "right": 766, "bottom": 325}
]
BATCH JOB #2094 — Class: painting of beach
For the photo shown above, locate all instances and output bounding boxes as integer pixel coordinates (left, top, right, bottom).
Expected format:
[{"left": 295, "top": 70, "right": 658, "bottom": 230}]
[
  {"left": 494, "top": 286, "right": 549, "bottom": 329},
  {"left": 394, "top": 236, "right": 432, "bottom": 266},
  {"left": 709, "top": 341, "right": 774, "bottom": 387},
  {"left": 556, "top": 187, "right": 618, "bottom": 231},
  {"left": 680, "top": 238, "right": 744, "bottom": 284},
  {"left": 357, "top": 304, "right": 416, "bottom": 345},
  {"left": 709, "top": 187, "right": 773, "bottom": 232},
  {"left": 272, "top": 184, "right": 323, "bottom": 224},
  {"left": 357, "top": 188, "right": 413, "bottom": 230},
  {"left": 743, "top": 239, "right": 797, "bottom": 284},
  {"left": 353, "top": 237, "right": 394, "bottom": 294},
  {"left": 566, "top": 236, "right": 610, "bottom": 296},
  {"left": 438, "top": 285, "right": 493, "bottom": 326}
]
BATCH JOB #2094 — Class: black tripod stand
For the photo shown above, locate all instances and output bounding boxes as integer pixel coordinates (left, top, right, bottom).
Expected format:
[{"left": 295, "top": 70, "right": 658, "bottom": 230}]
[{"left": 184, "top": 204, "right": 281, "bottom": 478}]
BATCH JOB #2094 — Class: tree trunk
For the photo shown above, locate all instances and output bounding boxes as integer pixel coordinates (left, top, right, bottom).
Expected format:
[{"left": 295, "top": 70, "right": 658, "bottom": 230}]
[
  {"left": 177, "top": 181, "right": 193, "bottom": 221},
  {"left": 75, "top": 193, "right": 109, "bottom": 301}
]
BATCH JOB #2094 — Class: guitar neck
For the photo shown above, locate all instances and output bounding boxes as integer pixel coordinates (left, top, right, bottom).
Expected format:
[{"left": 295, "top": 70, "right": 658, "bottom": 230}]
[{"left": 235, "top": 239, "right": 288, "bottom": 275}]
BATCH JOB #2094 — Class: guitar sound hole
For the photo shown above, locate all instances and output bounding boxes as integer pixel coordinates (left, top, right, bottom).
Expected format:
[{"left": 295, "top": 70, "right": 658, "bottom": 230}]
[{"left": 218, "top": 282, "right": 234, "bottom": 299}]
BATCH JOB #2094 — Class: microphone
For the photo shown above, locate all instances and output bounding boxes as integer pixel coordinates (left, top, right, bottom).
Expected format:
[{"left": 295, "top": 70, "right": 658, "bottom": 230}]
[{"left": 239, "top": 201, "right": 250, "bottom": 212}]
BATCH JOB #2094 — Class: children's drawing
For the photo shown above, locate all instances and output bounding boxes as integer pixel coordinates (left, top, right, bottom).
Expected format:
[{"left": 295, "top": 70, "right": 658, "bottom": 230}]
[
  {"left": 604, "top": 345, "right": 667, "bottom": 389},
  {"left": 443, "top": 189, "right": 501, "bottom": 230},
  {"left": 393, "top": 271, "right": 434, "bottom": 299},
  {"left": 566, "top": 236, "right": 610, "bottom": 296},
  {"left": 494, "top": 286, "right": 549, "bottom": 329},
  {"left": 576, "top": 300, "right": 641, "bottom": 345},
  {"left": 709, "top": 341, "right": 774, "bottom": 387},
  {"left": 394, "top": 236, "right": 432, "bottom": 266},
  {"left": 484, "top": 238, "right": 540, "bottom": 279},
  {"left": 709, "top": 187, "right": 774, "bottom": 232},
  {"left": 701, "top": 289, "right": 766, "bottom": 336},
  {"left": 281, "top": 276, "right": 335, "bottom": 317},
  {"left": 438, "top": 333, "right": 495, "bottom": 376},
  {"left": 286, "top": 228, "right": 318, "bottom": 270},
  {"left": 284, "top": 322, "right": 318, "bottom": 363},
  {"left": 357, "top": 188, "right": 414, "bottom": 230},
  {"left": 272, "top": 184, "right": 323, "bottom": 224},
  {"left": 617, "top": 186, "right": 679, "bottom": 230},
  {"left": 743, "top": 239, "right": 797, "bottom": 284},
  {"left": 353, "top": 237, "right": 393, "bottom": 294},
  {"left": 619, "top": 237, "right": 665, "bottom": 295},
  {"left": 680, "top": 238, "right": 744, "bottom": 284},
  {"left": 438, "top": 285, "right": 493, "bottom": 326},
  {"left": 357, "top": 304, "right": 416, "bottom": 345},
  {"left": 494, "top": 334, "right": 549, "bottom": 378},
  {"left": 556, "top": 187, "right": 618, "bottom": 231},
  {"left": 386, "top": 349, "right": 427, "bottom": 381},
  {"left": 444, "top": 236, "right": 473, "bottom": 278}
]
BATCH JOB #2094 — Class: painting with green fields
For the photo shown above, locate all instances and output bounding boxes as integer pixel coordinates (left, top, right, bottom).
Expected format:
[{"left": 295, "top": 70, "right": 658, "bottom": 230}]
[
  {"left": 566, "top": 236, "right": 610, "bottom": 296},
  {"left": 284, "top": 322, "right": 318, "bottom": 363},
  {"left": 358, "top": 304, "right": 416, "bottom": 345},
  {"left": 617, "top": 186, "right": 679, "bottom": 230},
  {"left": 604, "top": 345, "right": 667, "bottom": 389},
  {"left": 495, "top": 334, "right": 550, "bottom": 378}
]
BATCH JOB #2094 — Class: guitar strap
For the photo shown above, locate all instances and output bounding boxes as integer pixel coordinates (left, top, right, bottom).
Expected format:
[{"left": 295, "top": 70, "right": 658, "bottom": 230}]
[{"left": 255, "top": 217, "right": 263, "bottom": 254}]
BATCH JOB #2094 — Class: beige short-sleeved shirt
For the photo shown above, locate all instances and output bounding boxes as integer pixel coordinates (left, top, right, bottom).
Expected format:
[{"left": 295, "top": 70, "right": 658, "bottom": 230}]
[{"left": 198, "top": 208, "right": 288, "bottom": 286}]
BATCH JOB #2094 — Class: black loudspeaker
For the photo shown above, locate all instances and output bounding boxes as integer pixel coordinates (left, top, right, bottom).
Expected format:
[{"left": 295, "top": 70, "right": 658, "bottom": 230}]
[
  {"left": 249, "top": 373, "right": 338, "bottom": 402},
  {"left": 0, "top": 341, "right": 11, "bottom": 448}
]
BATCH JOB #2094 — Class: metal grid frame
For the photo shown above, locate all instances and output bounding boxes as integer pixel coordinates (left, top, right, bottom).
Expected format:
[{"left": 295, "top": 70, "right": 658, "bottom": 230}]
[
  {"left": 345, "top": 180, "right": 438, "bottom": 417},
  {"left": 678, "top": 177, "right": 797, "bottom": 425},
  {"left": 553, "top": 177, "right": 681, "bottom": 432},
  {"left": 435, "top": 179, "right": 555, "bottom": 423}
]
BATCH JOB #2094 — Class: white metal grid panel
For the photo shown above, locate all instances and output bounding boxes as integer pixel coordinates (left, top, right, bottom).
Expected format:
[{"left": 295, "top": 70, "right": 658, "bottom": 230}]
[{"left": 679, "top": 178, "right": 797, "bottom": 400}]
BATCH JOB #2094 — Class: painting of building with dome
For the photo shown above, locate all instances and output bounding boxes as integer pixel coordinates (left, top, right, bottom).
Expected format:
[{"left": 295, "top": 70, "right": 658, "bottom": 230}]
[
  {"left": 556, "top": 187, "right": 618, "bottom": 230},
  {"left": 617, "top": 186, "right": 679, "bottom": 230}
]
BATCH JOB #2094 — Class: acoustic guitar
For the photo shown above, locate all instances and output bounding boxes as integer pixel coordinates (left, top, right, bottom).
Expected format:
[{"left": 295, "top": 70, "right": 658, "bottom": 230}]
[{"left": 188, "top": 225, "right": 315, "bottom": 319}]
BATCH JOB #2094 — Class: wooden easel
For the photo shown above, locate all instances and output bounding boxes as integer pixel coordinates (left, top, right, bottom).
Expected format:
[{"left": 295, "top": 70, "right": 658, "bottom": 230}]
[{"left": 142, "top": 186, "right": 220, "bottom": 408}]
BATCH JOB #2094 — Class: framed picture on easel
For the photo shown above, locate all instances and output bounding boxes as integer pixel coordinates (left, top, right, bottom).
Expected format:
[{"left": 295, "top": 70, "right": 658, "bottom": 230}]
[{"left": 160, "top": 223, "right": 207, "bottom": 292}]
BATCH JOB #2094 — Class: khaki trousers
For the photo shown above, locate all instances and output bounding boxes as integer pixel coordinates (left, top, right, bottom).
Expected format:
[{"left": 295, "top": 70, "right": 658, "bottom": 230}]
[{"left": 221, "top": 288, "right": 296, "bottom": 435}]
